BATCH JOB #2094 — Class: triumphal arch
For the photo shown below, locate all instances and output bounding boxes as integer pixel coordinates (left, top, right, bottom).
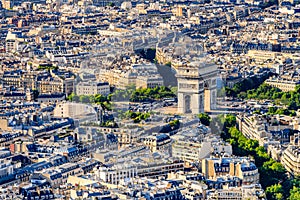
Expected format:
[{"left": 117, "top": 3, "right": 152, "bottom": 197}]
[{"left": 176, "top": 60, "right": 218, "bottom": 114}]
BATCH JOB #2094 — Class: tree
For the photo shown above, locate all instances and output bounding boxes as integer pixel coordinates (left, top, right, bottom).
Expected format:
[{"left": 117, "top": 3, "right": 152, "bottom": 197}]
[
  {"left": 295, "top": 85, "right": 300, "bottom": 93},
  {"left": 289, "top": 187, "right": 300, "bottom": 200},
  {"left": 238, "top": 91, "right": 247, "bottom": 99},
  {"left": 67, "top": 92, "right": 79, "bottom": 102},
  {"left": 260, "top": 159, "right": 287, "bottom": 188},
  {"left": 89, "top": 95, "right": 95, "bottom": 103},
  {"left": 266, "top": 183, "right": 284, "bottom": 200},
  {"left": 225, "top": 87, "right": 236, "bottom": 97},
  {"left": 255, "top": 146, "right": 269, "bottom": 166},
  {"left": 170, "top": 87, "right": 178, "bottom": 95},
  {"left": 198, "top": 113, "right": 211, "bottom": 126},
  {"left": 101, "top": 102, "right": 112, "bottom": 111},
  {"left": 169, "top": 119, "right": 180, "bottom": 128},
  {"left": 67, "top": 92, "right": 75, "bottom": 101},
  {"left": 268, "top": 107, "right": 277, "bottom": 114}
]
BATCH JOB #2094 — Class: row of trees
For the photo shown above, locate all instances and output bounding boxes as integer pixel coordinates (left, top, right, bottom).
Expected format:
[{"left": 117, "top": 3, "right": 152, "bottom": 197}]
[
  {"left": 267, "top": 107, "right": 296, "bottom": 116},
  {"left": 129, "top": 86, "right": 176, "bottom": 102},
  {"left": 253, "top": 107, "right": 296, "bottom": 117},
  {"left": 67, "top": 86, "right": 176, "bottom": 110},
  {"left": 67, "top": 93, "right": 112, "bottom": 110},
  {"left": 219, "top": 114, "right": 300, "bottom": 200},
  {"left": 238, "top": 83, "right": 300, "bottom": 111},
  {"left": 224, "top": 72, "right": 272, "bottom": 97},
  {"left": 119, "top": 110, "right": 151, "bottom": 123}
]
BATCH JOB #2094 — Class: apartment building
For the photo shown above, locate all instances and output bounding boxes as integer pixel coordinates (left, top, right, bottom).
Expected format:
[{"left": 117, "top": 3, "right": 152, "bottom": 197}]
[
  {"left": 5, "top": 31, "right": 24, "bottom": 53},
  {"left": 202, "top": 157, "right": 260, "bottom": 185},
  {"left": 207, "top": 187, "right": 243, "bottom": 200},
  {"left": 2, "top": 70, "right": 23, "bottom": 89},
  {"left": 207, "top": 184, "right": 265, "bottom": 200},
  {"left": 0, "top": 159, "right": 15, "bottom": 179},
  {"left": 247, "top": 50, "right": 279, "bottom": 64},
  {"left": 38, "top": 78, "right": 63, "bottom": 94},
  {"left": 265, "top": 77, "right": 300, "bottom": 92},
  {"left": 53, "top": 102, "right": 98, "bottom": 124},
  {"left": 281, "top": 133, "right": 300, "bottom": 176},
  {"left": 95, "top": 160, "right": 184, "bottom": 184},
  {"left": 155, "top": 47, "right": 173, "bottom": 64},
  {"left": 237, "top": 113, "right": 294, "bottom": 147},
  {"left": 41, "top": 163, "right": 83, "bottom": 188},
  {"left": 136, "top": 75, "right": 164, "bottom": 89},
  {"left": 172, "top": 135, "right": 205, "bottom": 163},
  {"left": 116, "top": 176, "right": 187, "bottom": 199},
  {"left": 99, "top": 63, "right": 163, "bottom": 89},
  {"left": 76, "top": 81, "right": 110, "bottom": 96},
  {"left": 115, "top": 127, "right": 144, "bottom": 148},
  {"left": 38, "top": 76, "right": 75, "bottom": 95},
  {"left": 172, "top": 128, "right": 230, "bottom": 163},
  {"left": 236, "top": 114, "right": 268, "bottom": 145},
  {"left": 1, "top": 69, "right": 75, "bottom": 95},
  {"left": 143, "top": 133, "right": 172, "bottom": 154}
]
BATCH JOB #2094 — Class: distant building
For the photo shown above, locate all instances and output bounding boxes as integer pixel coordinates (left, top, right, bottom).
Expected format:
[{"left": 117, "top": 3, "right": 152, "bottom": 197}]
[
  {"left": 76, "top": 81, "right": 110, "bottom": 96},
  {"left": 265, "top": 77, "right": 300, "bottom": 92},
  {"left": 172, "top": 131, "right": 207, "bottom": 163},
  {"left": 38, "top": 76, "right": 75, "bottom": 95},
  {"left": 53, "top": 102, "right": 98, "bottom": 124},
  {"left": 281, "top": 133, "right": 300, "bottom": 176},
  {"left": 143, "top": 133, "right": 172, "bottom": 154},
  {"left": 236, "top": 113, "right": 294, "bottom": 147},
  {"left": 207, "top": 184, "right": 265, "bottom": 200},
  {"left": 171, "top": 127, "right": 230, "bottom": 163},
  {"left": 202, "top": 157, "right": 259, "bottom": 185},
  {"left": 95, "top": 160, "right": 184, "bottom": 184},
  {"left": 36, "top": 93, "right": 65, "bottom": 103},
  {"left": 91, "top": 0, "right": 124, "bottom": 6},
  {"left": 247, "top": 50, "right": 278, "bottom": 64},
  {"left": 136, "top": 75, "right": 164, "bottom": 89}
]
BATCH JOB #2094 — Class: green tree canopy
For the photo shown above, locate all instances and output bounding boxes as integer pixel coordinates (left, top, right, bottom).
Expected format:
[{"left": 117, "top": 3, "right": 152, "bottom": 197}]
[{"left": 198, "top": 113, "right": 211, "bottom": 126}]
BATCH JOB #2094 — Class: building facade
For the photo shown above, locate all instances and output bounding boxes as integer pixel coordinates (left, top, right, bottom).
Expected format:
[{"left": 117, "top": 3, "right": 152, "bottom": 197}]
[
  {"left": 202, "top": 157, "right": 260, "bottom": 185},
  {"left": 76, "top": 81, "right": 110, "bottom": 96},
  {"left": 281, "top": 133, "right": 300, "bottom": 176},
  {"left": 265, "top": 78, "right": 300, "bottom": 92}
]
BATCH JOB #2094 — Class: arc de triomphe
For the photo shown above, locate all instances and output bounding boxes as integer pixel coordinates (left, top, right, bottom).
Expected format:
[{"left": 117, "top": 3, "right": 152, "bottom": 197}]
[{"left": 176, "top": 61, "right": 218, "bottom": 114}]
